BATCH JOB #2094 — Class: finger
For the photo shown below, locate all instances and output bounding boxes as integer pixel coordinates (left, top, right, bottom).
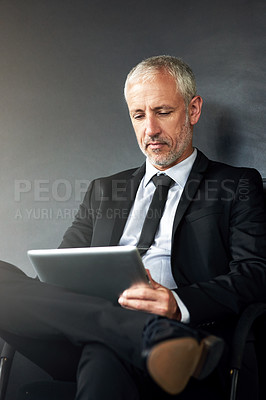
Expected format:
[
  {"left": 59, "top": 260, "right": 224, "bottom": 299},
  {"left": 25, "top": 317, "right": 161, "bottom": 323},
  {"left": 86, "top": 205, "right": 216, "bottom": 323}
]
[
  {"left": 118, "top": 297, "right": 159, "bottom": 313},
  {"left": 145, "top": 269, "right": 157, "bottom": 288},
  {"left": 121, "top": 286, "right": 160, "bottom": 301},
  {"left": 119, "top": 287, "right": 180, "bottom": 319},
  {"left": 118, "top": 296, "right": 174, "bottom": 317},
  {"left": 145, "top": 269, "right": 162, "bottom": 289}
]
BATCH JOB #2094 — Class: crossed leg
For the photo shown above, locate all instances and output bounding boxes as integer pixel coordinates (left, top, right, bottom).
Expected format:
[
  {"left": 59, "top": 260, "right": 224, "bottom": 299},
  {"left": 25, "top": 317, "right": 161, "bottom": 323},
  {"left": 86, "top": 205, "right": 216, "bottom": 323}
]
[{"left": 0, "top": 261, "right": 149, "bottom": 380}]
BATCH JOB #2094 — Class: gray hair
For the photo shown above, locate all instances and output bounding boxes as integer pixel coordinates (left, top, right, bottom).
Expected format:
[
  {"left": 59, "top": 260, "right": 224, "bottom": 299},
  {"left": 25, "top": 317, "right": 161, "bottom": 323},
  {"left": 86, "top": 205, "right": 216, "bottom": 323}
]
[{"left": 124, "top": 55, "right": 196, "bottom": 107}]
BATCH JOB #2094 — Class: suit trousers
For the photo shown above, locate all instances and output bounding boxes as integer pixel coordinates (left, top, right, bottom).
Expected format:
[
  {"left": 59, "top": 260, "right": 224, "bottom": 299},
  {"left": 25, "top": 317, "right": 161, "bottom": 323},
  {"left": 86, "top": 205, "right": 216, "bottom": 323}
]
[
  {"left": 75, "top": 342, "right": 230, "bottom": 400},
  {"left": 0, "top": 260, "right": 259, "bottom": 400},
  {"left": 0, "top": 261, "right": 149, "bottom": 380}
]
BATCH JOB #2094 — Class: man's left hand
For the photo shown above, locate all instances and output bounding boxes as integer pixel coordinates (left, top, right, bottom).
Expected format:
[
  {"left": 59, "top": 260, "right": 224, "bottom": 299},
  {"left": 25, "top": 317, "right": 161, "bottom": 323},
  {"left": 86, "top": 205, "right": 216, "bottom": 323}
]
[{"left": 118, "top": 270, "right": 181, "bottom": 320}]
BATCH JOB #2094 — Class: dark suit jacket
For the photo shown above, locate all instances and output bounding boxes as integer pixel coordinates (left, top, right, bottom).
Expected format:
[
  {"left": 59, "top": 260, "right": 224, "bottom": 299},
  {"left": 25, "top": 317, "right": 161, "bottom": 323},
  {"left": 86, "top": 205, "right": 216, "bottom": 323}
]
[{"left": 60, "top": 150, "right": 266, "bottom": 329}]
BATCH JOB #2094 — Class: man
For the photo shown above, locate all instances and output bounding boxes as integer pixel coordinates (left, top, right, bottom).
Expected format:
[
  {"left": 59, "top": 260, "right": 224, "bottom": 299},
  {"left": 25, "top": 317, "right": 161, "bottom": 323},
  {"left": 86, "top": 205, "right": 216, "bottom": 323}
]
[{"left": 0, "top": 55, "right": 266, "bottom": 400}]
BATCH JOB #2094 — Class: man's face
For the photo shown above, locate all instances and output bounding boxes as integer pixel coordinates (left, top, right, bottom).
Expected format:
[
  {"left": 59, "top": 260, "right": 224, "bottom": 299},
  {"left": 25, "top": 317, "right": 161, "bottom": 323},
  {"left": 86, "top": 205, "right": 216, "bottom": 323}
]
[{"left": 126, "top": 73, "right": 201, "bottom": 170}]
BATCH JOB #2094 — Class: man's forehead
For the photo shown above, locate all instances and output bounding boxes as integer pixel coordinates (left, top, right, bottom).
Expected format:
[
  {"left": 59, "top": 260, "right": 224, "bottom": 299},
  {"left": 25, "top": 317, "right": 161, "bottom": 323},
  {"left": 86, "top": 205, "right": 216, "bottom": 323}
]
[{"left": 126, "top": 75, "right": 183, "bottom": 110}]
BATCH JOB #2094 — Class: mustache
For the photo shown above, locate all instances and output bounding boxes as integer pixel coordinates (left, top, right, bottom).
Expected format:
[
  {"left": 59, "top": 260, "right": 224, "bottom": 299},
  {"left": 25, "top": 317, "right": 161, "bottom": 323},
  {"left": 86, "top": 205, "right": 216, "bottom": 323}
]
[{"left": 144, "top": 136, "right": 171, "bottom": 147}]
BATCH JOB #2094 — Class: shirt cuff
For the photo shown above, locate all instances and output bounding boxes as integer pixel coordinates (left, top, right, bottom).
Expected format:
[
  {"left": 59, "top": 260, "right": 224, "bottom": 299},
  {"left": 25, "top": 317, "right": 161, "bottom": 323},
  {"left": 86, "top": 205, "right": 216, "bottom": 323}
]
[{"left": 171, "top": 290, "right": 190, "bottom": 324}]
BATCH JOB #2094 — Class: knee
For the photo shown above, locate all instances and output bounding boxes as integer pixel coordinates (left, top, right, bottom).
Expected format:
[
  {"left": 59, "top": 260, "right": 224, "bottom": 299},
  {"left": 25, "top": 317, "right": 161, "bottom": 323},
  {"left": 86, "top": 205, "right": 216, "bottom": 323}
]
[
  {"left": 0, "top": 260, "right": 25, "bottom": 274},
  {"left": 0, "top": 260, "right": 26, "bottom": 282}
]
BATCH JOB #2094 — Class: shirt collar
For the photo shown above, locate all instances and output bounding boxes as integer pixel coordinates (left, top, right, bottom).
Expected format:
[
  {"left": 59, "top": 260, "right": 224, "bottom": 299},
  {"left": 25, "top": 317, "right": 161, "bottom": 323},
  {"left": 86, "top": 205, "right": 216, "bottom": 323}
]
[{"left": 144, "top": 148, "right": 197, "bottom": 188}]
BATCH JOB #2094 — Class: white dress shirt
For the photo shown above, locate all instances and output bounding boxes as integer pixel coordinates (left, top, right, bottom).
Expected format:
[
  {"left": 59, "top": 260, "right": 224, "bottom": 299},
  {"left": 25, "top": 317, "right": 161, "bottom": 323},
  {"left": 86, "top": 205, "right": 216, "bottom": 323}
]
[{"left": 119, "top": 149, "right": 197, "bottom": 322}]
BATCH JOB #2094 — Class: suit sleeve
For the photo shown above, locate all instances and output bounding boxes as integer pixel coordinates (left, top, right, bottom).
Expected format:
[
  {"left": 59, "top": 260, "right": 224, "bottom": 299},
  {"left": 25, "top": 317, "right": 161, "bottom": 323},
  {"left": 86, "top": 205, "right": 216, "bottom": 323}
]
[{"left": 176, "top": 169, "right": 266, "bottom": 325}]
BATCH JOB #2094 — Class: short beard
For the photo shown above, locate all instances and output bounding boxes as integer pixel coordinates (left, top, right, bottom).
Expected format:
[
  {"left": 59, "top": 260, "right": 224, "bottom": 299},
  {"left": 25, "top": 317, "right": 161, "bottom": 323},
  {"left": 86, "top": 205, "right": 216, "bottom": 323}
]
[{"left": 140, "top": 120, "right": 193, "bottom": 168}]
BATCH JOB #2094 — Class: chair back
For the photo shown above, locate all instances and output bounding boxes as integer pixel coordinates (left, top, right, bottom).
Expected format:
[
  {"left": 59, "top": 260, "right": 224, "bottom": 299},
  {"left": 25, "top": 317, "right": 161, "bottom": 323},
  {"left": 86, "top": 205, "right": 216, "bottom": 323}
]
[{"left": 263, "top": 179, "right": 266, "bottom": 205}]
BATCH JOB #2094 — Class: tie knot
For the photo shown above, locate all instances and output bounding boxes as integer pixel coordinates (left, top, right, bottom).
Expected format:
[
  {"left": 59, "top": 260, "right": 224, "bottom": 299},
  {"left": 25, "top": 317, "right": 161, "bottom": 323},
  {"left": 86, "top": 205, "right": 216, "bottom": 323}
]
[{"left": 152, "top": 174, "right": 173, "bottom": 188}]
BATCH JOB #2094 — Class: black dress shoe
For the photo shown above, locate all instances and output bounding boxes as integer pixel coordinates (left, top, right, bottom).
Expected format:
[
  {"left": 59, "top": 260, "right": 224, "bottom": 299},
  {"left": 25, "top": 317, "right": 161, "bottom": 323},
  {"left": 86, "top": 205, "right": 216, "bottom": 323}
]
[{"left": 142, "top": 317, "right": 224, "bottom": 395}]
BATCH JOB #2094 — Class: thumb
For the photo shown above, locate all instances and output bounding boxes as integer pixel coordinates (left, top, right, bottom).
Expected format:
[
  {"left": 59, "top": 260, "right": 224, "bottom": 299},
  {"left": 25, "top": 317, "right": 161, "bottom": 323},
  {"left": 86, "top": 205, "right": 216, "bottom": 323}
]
[{"left": 146, "top": 269, "right": 160, "bottom": 289}]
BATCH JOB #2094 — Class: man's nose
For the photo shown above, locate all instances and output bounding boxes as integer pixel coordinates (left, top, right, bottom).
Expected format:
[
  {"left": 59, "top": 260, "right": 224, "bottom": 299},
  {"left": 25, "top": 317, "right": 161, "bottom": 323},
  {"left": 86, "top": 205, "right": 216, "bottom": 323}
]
[{"left": 145, "top": 116, "right": 161, "bottom": 137}]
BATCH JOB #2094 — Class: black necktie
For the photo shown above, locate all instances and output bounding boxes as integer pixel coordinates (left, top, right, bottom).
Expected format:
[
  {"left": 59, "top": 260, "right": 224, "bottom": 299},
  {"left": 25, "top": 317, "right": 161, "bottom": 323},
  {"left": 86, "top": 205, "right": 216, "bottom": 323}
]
[{"left": 137, "top": 174, "right": 174, "bottom": 256}]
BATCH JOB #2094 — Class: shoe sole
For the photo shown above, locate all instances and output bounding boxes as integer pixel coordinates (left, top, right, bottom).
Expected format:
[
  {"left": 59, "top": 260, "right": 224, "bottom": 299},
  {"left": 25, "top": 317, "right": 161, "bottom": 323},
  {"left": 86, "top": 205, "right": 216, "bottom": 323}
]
[{"left": 147, "top": 335, "right": 224, "bottom": 395}]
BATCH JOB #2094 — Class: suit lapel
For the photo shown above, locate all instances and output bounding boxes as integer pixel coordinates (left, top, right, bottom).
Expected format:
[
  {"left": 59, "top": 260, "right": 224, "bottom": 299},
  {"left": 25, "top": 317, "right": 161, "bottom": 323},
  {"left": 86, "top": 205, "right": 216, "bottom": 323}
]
[
  {"left": 109, "top": 163, "right": 146, "bottom": 245},
  {"left": 172, "top": 150, "right": 209, "bottom": 240},
  {"left": 107, "top": 151, "right": 209, "bottom": 246}
]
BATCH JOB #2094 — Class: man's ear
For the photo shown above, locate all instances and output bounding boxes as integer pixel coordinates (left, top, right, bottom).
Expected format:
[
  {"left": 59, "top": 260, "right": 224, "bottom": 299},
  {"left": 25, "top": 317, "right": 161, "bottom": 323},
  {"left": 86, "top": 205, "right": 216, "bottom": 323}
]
[{"left": 188, "top": 96, "right": 203, "bottom": 126}]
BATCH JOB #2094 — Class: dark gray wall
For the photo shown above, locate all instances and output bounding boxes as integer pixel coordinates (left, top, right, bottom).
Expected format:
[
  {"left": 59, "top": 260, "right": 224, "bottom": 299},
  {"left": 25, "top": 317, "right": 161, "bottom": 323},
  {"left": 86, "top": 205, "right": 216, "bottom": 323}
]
[{"left": 0, "top": 0, "right": 265, "bottom": 275}]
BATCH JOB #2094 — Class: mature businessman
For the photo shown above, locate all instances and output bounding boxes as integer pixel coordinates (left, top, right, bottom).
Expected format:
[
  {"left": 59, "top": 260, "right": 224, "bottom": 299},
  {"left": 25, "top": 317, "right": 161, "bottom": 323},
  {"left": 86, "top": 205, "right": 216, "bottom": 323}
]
[{"left": 0, "top": 55, "right": 266, "bottom": 400}]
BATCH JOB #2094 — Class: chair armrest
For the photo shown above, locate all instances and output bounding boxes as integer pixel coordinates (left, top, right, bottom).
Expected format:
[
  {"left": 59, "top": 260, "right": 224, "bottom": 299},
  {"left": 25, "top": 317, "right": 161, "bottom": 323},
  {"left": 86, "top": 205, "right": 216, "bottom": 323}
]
[
  {"left": 230, "top": 303, "right": 266, "bottom": 400},
  {"left": 0, "top": 343, "right": 16, "bottom": 400},
  {"left": 230, "top": 303, "right": 266, "bottom": 371}
]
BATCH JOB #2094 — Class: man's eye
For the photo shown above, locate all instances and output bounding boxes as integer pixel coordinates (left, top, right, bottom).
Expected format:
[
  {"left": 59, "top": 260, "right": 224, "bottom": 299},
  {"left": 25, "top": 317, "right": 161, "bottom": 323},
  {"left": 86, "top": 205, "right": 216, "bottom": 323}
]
[
  {"left": 158, "top": 111, "right": 171, "bottom": 116},
  {"left": 133, "top": 114, "right": 144, "bottom": 120}
]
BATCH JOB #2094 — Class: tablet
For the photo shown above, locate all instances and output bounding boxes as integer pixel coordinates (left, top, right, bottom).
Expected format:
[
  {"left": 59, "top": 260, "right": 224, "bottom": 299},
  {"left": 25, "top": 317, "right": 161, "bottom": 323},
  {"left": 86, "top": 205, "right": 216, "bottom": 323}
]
[{"left": 27, "top": 246, "right": 149, "bottom": 304}]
